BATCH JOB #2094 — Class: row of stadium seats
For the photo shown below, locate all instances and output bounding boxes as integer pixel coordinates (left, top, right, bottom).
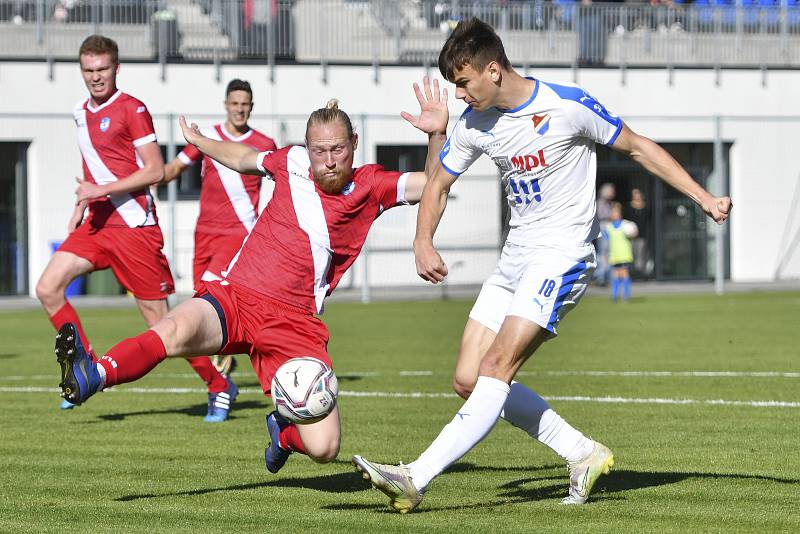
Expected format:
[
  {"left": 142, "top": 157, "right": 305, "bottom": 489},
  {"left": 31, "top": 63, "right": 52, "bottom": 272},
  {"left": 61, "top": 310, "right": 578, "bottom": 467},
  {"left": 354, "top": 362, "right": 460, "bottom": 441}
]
[
  {"left": 1, "top": 0, "right": 799, "bottom": 63},
  {"left": 0, "top": 0, "right": 156, "bottom": 24}
]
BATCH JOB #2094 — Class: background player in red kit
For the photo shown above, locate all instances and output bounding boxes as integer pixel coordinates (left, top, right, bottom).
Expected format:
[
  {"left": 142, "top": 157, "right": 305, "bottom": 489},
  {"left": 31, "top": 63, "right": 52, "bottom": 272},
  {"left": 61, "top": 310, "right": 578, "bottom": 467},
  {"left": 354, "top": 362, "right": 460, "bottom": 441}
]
[
  {"left": 162, "top": 79, "right": 277, "bottom": 377},
  {"left": 36, "top": 35, "right": 235, "bottom": 421},
  {"left": 54, "top": 84, "right": 447, "bottom": 472}
]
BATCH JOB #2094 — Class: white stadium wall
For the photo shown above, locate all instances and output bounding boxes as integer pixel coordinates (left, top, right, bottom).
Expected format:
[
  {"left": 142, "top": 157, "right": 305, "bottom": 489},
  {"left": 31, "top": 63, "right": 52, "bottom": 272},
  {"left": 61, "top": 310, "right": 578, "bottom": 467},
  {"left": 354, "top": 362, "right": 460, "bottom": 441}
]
[{"left": 1, "top": 61, "right": 799, "bottom": 295}]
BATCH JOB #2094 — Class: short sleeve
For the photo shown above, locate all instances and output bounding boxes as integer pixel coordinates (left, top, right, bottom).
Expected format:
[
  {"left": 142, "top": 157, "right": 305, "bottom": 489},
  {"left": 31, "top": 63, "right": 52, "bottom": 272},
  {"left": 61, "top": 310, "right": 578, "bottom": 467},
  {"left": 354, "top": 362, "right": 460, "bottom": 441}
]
[
  {"left": 544, "top": 82, "right": 622, "bottom": 146},
  {"left": 256, "top": 149, "right": 278, "bottom": 177},
  {"left": 367, "top": 165, "right": 404, "bottom": 210},
  {"left": 127, "top": 100, "right": 157, "bottom": 147},
  {"left": 177, "top": 144, "right": 202, "bottom": 166},
  {"left": 439, "top": 110, "right": 481, "bottom": 177}
]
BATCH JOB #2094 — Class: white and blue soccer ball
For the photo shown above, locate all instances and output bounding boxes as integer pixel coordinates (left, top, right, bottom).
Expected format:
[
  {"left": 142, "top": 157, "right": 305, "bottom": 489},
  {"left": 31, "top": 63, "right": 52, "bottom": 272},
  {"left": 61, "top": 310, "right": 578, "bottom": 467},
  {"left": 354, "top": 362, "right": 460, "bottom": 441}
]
[{"left": 271, "top": 357, "right": 338, "bottom": 424}]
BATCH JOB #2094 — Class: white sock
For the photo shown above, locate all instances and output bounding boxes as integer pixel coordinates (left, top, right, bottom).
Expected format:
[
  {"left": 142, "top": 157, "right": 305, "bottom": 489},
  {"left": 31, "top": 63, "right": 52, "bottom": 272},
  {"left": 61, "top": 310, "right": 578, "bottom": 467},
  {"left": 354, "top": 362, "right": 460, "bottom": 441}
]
[
  {"left": 96, "top": 363, "right": 106, "bottom": 391},
  {"left": 408, "top": 376, "right": 510, "bottom": 492},
  {"left": 500, "top": 381, "right": 593, "bottom": 464}
]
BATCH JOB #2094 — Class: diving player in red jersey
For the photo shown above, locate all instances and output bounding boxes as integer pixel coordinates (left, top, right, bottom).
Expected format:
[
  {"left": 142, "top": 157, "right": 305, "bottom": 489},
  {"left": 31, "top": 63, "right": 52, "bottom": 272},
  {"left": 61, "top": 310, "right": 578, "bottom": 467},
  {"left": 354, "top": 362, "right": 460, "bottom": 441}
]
[
  {"left": 54, "top": 84, "right": 448, "bottom": 473},
  {"left": 37, "top": 35, "right": 235, "bottom": 420},
  {"left": 163, "top": 79, "right": 277, "bottom": 377}
]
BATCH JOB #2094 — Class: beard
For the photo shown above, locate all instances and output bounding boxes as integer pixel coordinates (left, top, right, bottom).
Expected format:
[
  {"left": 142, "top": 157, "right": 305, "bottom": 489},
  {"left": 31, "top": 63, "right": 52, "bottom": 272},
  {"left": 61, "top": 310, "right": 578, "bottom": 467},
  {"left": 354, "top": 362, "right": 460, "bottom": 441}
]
[{"left": 314, "top": 169, "right": 353, "bottom": 195}]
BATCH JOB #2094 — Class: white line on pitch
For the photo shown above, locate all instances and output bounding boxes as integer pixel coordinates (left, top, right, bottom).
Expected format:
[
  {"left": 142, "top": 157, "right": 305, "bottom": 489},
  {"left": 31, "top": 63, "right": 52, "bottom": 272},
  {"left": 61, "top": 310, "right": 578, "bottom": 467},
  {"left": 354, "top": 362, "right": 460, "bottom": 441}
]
[{"left": 2, "top": 386, "right": 799, "bottom": 408}]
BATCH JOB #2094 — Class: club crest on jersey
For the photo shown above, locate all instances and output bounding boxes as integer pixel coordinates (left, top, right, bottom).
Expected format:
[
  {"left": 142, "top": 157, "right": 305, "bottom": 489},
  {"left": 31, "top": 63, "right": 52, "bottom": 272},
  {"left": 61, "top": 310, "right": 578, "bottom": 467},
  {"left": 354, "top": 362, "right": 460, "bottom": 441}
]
[
  {"left": 99, "top": 117, "right": 111, "bottom": 132},
  {"left": 532, "top": 114, "right": 550, "bottom": 135},
  {"left": 341, "top": 181, "right": 356, "bottom": 196}
]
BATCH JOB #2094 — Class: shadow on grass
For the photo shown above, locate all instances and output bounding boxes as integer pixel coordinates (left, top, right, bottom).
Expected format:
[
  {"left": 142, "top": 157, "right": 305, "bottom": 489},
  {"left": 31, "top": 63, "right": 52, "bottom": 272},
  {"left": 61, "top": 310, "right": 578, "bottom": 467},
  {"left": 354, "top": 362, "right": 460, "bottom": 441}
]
[
  {"left": 0, "top": 353, "right": 20, "bottom": 359},
  {"left": 115, "top": 469, "right": 369, "bottom": 502},
  {"left": 113, "top": 460, "right": 800, "bottom": 508},
  {"left": 91, "top": 400, "right": 267, "bottom": 421},
  {"left": 495, "top": 468, "right": 800, "bottom": 504},
  {"left": 326, "top": 463, "right": 800, "bottom": 513},
  {"left": 336, "top": 375, "right": 364, "bottom": 383}
]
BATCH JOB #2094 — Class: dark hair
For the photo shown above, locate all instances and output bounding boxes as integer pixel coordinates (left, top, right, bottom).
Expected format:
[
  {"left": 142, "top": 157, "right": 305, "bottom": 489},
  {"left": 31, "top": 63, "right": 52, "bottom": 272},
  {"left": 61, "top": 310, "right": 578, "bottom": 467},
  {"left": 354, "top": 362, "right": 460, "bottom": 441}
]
[
  {"left": 78, "top": 35, "right": 119, "bottom": 65},
  {"left": 306, "top": 99, "right": 355, "bottom": 138},
  {"left": 226, "top": 79, "right": 253, "bottom": 97},
  {"left": 438, "top": 18, "right": 512, "bottom": 82}
]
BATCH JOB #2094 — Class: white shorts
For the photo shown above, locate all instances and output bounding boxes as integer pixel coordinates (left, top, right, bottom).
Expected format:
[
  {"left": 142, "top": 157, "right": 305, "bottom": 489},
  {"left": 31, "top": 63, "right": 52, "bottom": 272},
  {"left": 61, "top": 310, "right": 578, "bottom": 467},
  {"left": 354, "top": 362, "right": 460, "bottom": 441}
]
[{"left": 469, "top": 242, "right": 596, "bottom": 336}]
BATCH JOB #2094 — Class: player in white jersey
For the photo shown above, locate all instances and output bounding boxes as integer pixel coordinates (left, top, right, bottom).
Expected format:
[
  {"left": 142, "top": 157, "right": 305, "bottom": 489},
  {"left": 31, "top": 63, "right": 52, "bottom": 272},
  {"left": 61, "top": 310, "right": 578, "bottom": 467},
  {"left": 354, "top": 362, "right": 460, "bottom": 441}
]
[{"left": 353, "top": 18, "right": 732, "bottom": 512}]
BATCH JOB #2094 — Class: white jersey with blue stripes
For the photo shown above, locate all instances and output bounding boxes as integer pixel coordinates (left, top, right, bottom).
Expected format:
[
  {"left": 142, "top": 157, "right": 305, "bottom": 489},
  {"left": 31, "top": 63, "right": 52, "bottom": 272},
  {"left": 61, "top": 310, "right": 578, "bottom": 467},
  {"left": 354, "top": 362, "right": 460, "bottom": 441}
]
[{"left": 440, "top": 79, "right": 622, "bottom": 248}]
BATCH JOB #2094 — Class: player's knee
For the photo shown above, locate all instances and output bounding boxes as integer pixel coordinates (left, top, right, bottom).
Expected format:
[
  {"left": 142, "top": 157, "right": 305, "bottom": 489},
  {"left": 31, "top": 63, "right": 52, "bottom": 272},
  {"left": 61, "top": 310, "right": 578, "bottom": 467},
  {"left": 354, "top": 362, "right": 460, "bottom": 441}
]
[
  {"left": 452, "top": 374, "right": 476, "bottom": 399},
  {"left": 307, "top": 438, "right": 340, "bottom": 464},
  {"left": 35, "top": 275, "right": 61, "bottom": 306},
  {"left": 151, "top": 316, "right": 180, "bottom": 352}
]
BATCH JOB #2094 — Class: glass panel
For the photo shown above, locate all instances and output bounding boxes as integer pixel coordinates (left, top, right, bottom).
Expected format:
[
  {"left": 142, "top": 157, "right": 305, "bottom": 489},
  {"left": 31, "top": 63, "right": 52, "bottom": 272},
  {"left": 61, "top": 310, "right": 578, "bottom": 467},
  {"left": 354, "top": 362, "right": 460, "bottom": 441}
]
[{"left": 0, "top": 142, "right": 28, "bottom": 295}]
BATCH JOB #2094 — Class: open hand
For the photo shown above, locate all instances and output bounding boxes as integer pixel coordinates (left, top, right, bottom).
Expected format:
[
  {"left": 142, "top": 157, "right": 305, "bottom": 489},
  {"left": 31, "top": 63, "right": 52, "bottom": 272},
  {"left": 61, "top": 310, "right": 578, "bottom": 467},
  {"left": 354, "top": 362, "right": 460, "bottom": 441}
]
[{"left": 401, "top": 76, "right": 449, "bottom": 136}]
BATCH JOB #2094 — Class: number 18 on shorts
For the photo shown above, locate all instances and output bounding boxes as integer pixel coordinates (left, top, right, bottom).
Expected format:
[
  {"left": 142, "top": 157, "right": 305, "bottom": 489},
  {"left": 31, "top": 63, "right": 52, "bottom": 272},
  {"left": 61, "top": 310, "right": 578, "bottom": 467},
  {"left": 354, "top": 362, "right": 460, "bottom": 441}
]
[{"left": 469, "top": 242, "right": 597, "bottom": 336}]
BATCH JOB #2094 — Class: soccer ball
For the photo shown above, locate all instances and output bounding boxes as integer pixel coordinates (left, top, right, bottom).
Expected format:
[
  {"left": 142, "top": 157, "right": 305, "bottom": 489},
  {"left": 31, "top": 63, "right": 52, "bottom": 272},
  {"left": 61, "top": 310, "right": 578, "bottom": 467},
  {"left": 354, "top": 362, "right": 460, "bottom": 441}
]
[{"left": 271, "top": 357, "right": 338, "bottom": 424}]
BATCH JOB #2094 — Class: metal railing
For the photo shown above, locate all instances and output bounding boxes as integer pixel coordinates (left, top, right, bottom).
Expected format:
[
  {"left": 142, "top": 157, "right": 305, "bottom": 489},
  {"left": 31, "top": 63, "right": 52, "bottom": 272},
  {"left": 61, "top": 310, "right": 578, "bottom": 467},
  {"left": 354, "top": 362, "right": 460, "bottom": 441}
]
[{"left": 1, "top": 0, "right": 799, "bottom": 70}]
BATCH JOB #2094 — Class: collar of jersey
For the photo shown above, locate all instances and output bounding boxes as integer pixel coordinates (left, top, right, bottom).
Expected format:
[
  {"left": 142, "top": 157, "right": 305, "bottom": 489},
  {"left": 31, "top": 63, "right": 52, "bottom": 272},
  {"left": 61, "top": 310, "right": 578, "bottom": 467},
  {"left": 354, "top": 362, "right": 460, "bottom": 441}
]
[
  {"left": 220, "top": 123, "right": 253, "bottom": 142},
  {"left": 496, "top": 78, "right": 538, "bottom": 114},
  {"left": 86, "top": 90, "right": 122, "bottom": 113}
]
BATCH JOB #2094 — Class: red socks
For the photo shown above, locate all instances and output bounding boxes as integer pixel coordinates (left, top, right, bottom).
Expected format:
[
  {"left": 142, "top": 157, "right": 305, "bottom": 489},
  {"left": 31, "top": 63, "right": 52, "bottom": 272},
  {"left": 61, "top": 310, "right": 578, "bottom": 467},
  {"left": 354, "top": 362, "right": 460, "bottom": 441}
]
[
  {"left": 186, "top": 357, "right": 229, "bottom": 393},
  {"left": 280, "top": 423, "right": 307, "bottom": 455},
  {"left": 49, "top": 302, "right": 95, "bottom": 359},
  {"left": 98, "top": 329, "right": 167, "bottom": 387}
]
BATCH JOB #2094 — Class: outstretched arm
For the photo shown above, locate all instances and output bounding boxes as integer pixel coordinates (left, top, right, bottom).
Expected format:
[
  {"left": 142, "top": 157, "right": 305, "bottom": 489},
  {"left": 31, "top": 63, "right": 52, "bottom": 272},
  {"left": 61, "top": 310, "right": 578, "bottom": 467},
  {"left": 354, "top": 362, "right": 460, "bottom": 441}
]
[
  {"left": 179, "top": 116, "right": 262, "bottom": 174},
  {"left": 401, "top": 76, "right": 449, "bottom": 193},
  {"left": 611, "top": 123, "right": 732, "bottom": 223},
  {"left": 399, "top": 77, "right": 455, "bottom": 283}
]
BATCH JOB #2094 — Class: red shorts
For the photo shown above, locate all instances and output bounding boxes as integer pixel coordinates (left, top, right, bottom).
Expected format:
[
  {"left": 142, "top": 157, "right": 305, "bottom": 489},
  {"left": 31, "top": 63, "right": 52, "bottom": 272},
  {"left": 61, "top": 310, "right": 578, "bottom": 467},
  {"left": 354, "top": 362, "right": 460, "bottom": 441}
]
[
  {"left": 192, "top": 231, "right": 246, "bottom": 291},
  {"left": 196, "top": 280, "right": 331, "bottom": 395},
  {"left": 59, "top": 223, "right": 174, "bottom": 300}
]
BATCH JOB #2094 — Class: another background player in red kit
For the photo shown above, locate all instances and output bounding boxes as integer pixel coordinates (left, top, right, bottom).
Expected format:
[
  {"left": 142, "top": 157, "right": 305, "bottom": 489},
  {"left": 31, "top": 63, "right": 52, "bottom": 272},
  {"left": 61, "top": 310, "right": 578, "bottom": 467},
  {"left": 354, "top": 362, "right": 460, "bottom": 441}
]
[{"left": 37, "top": 35, "right": 235, "bottom": 421}]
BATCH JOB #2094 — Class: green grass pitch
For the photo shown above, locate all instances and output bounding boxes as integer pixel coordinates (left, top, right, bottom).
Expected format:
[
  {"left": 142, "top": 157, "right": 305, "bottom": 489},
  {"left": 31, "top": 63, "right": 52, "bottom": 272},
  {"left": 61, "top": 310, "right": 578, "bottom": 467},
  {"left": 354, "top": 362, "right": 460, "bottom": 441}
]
[{"left": 1, "top": 291, "right": 798, "bottom": 533}]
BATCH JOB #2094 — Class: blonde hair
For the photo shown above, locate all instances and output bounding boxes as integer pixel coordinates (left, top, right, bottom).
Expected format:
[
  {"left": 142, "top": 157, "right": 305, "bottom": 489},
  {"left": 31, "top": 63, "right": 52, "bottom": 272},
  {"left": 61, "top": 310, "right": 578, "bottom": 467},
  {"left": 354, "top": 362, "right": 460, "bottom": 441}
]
[{"left": 306, "top": 99, "right": 354, "bottom": 138}]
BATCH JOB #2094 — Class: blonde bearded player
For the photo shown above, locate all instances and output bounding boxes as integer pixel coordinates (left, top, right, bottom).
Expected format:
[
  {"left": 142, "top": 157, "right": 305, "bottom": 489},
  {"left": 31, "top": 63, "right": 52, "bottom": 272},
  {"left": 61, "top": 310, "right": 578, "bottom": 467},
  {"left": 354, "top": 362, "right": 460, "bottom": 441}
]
[
  {"left": 163, "top": 79, "right": 277, "bottom": 382},
  {"left": 54, "top": 94, "right": 447, "bottom": 473}
]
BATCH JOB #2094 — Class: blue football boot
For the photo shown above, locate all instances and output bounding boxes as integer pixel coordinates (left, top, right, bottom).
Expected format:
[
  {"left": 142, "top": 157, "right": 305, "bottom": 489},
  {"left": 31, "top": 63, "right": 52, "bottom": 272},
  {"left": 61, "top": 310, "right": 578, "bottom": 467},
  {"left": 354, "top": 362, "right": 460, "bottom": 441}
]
[
  {"left": 55, "top": 323, "right": 101, "bottom": 405},
  {"left": 204, "top": 376, "right": 239, "bottom": 422},
  {"left": 264, "top": 411, "right": 292, "bottom": 473}
]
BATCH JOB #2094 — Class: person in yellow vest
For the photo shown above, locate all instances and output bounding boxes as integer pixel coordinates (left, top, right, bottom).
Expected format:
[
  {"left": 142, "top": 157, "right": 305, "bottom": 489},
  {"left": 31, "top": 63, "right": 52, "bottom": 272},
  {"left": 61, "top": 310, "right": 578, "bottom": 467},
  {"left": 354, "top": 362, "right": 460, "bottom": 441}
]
[{"left": 605, "top": 202, "right": 638, "bottom": 301}]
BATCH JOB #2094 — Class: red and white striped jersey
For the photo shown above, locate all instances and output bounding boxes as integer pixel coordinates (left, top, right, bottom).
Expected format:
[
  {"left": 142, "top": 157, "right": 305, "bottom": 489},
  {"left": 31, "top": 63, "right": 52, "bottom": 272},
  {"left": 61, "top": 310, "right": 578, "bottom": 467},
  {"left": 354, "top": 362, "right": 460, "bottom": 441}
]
[
  {"left": 224, "top": 145, "right": 410, "bottom": 315},
  {"left": 72, "top": 90, "right": 159, "bottom": 228},
  {"left": 178, "top": 124, "right": 277, "bottom": 236}
]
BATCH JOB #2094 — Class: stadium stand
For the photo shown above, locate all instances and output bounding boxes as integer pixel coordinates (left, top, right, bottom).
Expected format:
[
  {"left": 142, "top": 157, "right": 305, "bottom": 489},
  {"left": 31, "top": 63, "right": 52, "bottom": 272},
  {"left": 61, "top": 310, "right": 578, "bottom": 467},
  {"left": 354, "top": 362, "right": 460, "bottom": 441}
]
[{"left": 0, "top": 0, "right": 797, "bottom": 66}]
